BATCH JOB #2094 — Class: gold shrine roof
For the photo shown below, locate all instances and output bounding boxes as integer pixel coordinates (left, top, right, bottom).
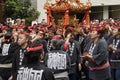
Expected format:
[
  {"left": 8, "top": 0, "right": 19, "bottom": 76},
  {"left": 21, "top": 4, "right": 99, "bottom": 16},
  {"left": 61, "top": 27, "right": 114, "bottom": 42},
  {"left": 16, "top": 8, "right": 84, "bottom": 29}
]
[{"left": 44, "top": 0, "right": 91, "bottom": 13}]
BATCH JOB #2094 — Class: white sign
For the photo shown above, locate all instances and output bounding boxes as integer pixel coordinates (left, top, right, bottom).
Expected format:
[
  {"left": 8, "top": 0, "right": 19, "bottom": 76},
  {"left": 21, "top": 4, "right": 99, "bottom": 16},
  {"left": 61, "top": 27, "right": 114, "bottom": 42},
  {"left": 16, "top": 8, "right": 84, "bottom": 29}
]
[
  {"left": 2, "top": 44, "right": 10, "bottom": 56},
  {"left": 47, "top": 52, "right": 67, "bottom": 70},
  {"left": 17, "top": 67, "right": 43, "bottom": 80}
]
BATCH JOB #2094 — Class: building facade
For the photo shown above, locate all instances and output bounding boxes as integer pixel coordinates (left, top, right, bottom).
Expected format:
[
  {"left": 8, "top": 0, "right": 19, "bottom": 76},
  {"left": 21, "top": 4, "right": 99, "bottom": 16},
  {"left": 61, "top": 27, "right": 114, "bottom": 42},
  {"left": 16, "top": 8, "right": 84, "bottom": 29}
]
[
  {"left": 31, "top": 0, "right": 120, "bottom": 22},
  {"left": 31, "top": 0, "right": 46, "bottom": 23},
  {"left": 85, "top": 0, "right": 120, "bottom": 20}
]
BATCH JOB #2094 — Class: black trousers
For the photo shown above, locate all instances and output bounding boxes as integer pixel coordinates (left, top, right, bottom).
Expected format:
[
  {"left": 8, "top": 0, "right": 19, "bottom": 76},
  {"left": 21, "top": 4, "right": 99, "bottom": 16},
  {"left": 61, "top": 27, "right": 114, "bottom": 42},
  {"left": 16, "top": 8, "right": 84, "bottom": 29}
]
[
  {"left": 0, "top": 68, "right": 11, "bottom": 80},
  {"left": 90, "top": 78, "right": 112, "bottom": 80},
  {"left": 55, "top": 77, "right": 69, "bottom": 80}
]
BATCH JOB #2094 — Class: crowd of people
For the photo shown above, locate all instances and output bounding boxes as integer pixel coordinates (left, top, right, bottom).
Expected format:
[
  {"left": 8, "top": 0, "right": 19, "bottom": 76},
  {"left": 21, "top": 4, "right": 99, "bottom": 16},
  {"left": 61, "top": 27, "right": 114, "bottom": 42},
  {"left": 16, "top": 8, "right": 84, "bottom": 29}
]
[{"left": 0, "top": 18, "right": 120, "bottom": 80}]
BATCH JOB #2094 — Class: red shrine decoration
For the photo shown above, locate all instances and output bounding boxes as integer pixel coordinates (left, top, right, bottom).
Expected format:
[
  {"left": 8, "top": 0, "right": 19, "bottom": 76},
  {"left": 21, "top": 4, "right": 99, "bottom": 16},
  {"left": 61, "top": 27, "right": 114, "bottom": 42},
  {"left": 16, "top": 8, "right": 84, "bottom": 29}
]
[{"left": 44, "top": 0, "right": 91, "bottom": 29}]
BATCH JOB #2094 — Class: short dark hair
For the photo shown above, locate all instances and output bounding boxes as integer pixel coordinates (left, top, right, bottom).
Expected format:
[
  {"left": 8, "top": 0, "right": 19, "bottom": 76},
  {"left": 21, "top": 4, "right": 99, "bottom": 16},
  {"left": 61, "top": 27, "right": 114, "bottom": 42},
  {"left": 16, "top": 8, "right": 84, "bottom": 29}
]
[
  {"left": 4, "top": 32, "right": 12, "bottom": 40},
  {"left": 97, "top": 29, "right": 105, "bottom": 39},
  {"left": 25, "top": 42, "right": 43, "bottom": 64},
  {"left": 51, "top": 39, "right": 61, "bottom": 50},
  {"left": 118, "top": 28, "right": 120, "bottom": 32},
  {"left": 4, "top": 32, "right": 12, "bottom": 43}
]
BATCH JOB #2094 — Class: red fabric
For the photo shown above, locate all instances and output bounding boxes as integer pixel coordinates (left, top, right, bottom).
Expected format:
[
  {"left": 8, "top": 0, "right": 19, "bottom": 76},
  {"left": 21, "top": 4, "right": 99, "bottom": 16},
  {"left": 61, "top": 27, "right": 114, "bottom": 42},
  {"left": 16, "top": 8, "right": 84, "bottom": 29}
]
[
  {"left": 112, "top": 22, "right": 120, "bottom": 29},
  {"left": 52, "top": 35, "right": 62, "bottom": 39},
  {"left": 20, "top": 31, "right": 29, "bottom": 36},
  {"left": 28, "top": 26, "right": 33, "bottom": 31},
  {"left": 92, "top": 27, "right": 103, "bottom": 31},
  {"left": 1, "top": 26, "right": 8, "bottom": 30},
  {"left": 57, "top": 29, "right": 63, "bottom": 32},
  {"left": 26, "top": 44, "right": 43, "bottom": 52},
  {"left": 67, "top": 27, "right": 74, "bottom": 31},
  {"left": 64, "top": 42, "right": 69, "bottom": 51},
  {"left": 113, "top": 26, "right": 120, "bottom": 29},
  {"left": 89, "top": 61, "right": 110, "bottom": 71},
  {"left": 18, "top": 25, "right": 25, "bottom": 29},
  {"left": 13, "top": 25, "right": 19, "bottom": 29}
]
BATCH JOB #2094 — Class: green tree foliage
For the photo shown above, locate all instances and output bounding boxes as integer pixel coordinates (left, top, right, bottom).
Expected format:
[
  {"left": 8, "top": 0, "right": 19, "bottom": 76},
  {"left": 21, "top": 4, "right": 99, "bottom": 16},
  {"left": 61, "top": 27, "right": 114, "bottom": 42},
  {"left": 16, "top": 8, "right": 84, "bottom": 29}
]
[{"left": 4, "top": 0, "right": 40, "bottom": 25}]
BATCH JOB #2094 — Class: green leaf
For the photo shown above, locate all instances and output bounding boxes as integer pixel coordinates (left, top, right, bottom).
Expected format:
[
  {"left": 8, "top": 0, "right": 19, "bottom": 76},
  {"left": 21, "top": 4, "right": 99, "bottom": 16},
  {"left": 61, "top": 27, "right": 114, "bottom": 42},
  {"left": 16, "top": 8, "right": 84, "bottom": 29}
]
[{"left": 3, "top": 0, "right": 40, "bottom": 25}]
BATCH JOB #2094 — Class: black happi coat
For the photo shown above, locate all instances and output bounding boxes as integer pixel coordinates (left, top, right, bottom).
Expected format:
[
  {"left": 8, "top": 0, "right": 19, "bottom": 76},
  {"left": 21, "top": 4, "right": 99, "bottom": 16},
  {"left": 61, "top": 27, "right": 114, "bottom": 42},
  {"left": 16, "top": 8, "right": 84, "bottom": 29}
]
[
  {"left": 108, "top": 36, "right": 120, "bottom": 69},
  {"left": 0, "top": 42, "right": 20, "bottom": 64},
  {"left": 46, "top": 39, "right": 52, "bottom": 52},
  {"left": 104, "top": 32, "right": 113, "bottom": 41},
  {"left": 0, "top": 41, "right": 20, "bottom": 78},
  {"left": 84, "top": 38, "right": 111, "bottom": 80},
  {"left": 63, "top": 40, "right": 81, "bottom": 74},
  {"left": 81, "top": 36, "right": 92, "bottom": 53},
  {"left": 15, "top": 62, "right": 55, "bottom": 80},
  {"left": 45, "top": 50, "right": 71, "bottom": 74},
  {"left": 12, "top": 47, "right": 27, "bottom": 78}
]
